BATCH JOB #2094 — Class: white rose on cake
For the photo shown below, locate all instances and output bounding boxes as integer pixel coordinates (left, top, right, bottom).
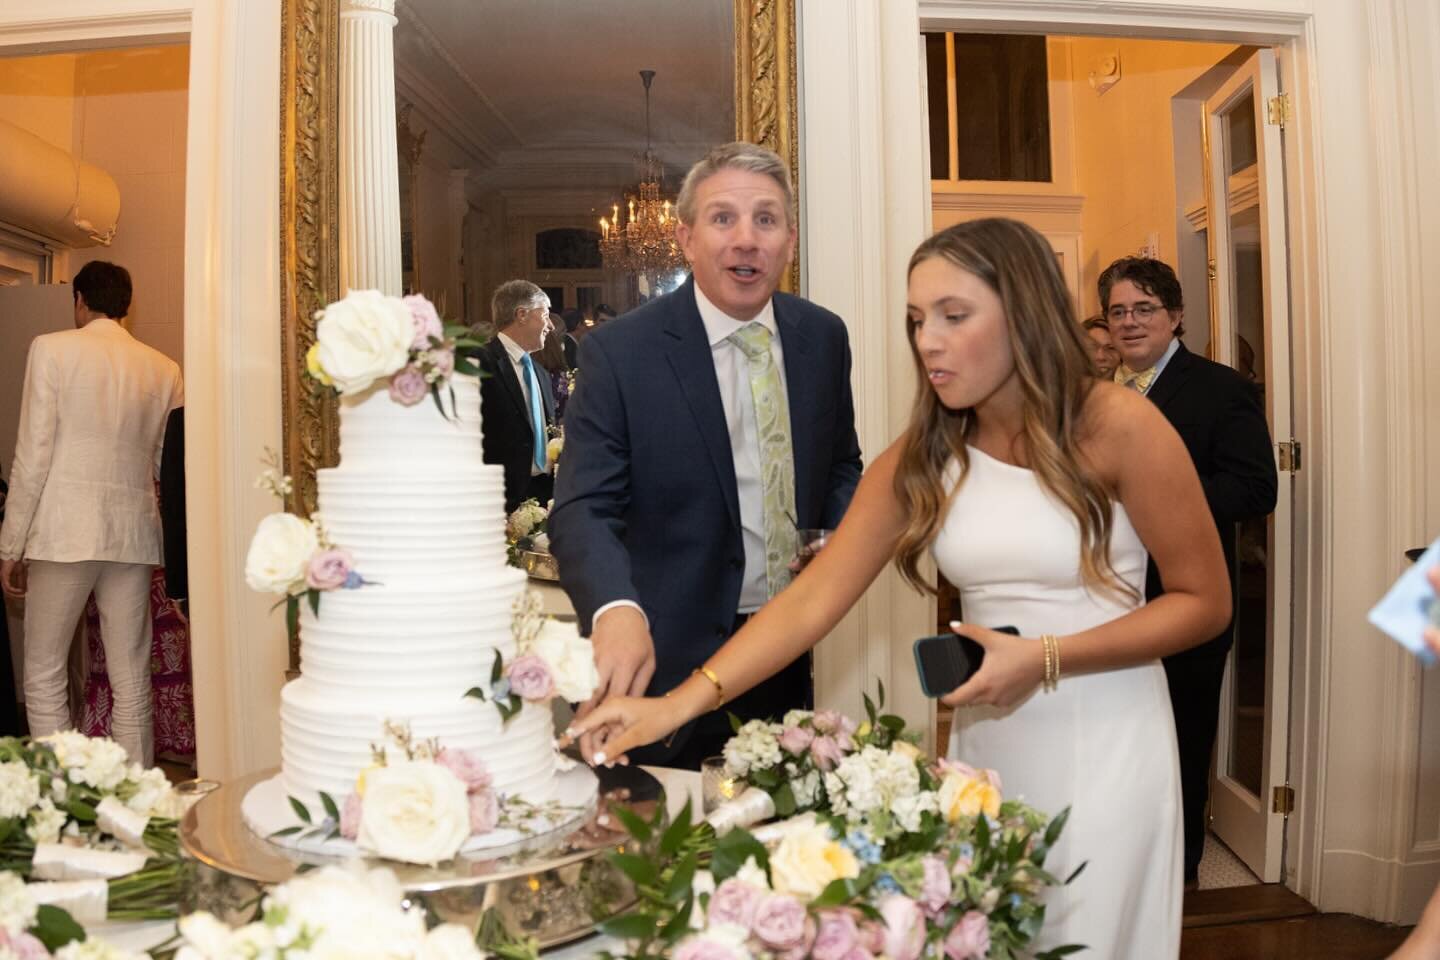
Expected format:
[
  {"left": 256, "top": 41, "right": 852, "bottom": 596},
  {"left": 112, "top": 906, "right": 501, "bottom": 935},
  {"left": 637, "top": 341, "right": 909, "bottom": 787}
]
[
  {"left": 313, "top": 289, "right": 414, "bottom": 395},
  {"left": 356, "top": 760, "right": 472, "bottom": 865},
  {"left": 527, "top": 620, "right": 600, "bottom": 703},
  {"left": 245, "top": 513, "right": 320, "bottom": 595}
]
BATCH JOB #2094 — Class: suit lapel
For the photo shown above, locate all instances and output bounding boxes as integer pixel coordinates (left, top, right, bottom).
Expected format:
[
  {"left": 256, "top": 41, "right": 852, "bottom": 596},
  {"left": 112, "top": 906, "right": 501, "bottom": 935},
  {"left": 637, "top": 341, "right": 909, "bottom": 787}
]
[
  {"left": 1144, "top": 341, "right": 1193, "bottom": 413},
  {"left": 775, "top": 298, "right": 813, "bottom": 522},
  {"left": 488, "top": 337, "right": 533, "bottom": 432},
  {"left": 662, "top": 280, "right": 741, "bottom": 529}
]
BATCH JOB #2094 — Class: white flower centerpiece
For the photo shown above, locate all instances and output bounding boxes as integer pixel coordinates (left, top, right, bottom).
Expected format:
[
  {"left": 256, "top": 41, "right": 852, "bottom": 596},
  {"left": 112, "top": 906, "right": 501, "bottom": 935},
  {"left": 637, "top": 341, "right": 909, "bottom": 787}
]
[
  {"left": 505, "top": 499, "right": 556, "bottom": 579},
  {"left": 0, "top": 871, "right": 151, "bottom": 960},
  {"left": 175, "top": 862, "right": 486, "bottom": 959},
  {"left": 0, "top": 733, "right": 190, "bottom": 925}
]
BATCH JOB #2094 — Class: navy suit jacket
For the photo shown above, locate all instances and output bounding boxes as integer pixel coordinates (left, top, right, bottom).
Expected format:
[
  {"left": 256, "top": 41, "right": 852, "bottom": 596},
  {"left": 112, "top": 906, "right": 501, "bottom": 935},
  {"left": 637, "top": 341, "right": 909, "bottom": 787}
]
[
  {"left": 1143, "top": 342, "right": 1277, "bottom": 661},
  {"left": 478, "top": 336, "right": 556, "bottom": 513},
  {"left": 549, "top": 277, "right": 863, "bottom": 698}
]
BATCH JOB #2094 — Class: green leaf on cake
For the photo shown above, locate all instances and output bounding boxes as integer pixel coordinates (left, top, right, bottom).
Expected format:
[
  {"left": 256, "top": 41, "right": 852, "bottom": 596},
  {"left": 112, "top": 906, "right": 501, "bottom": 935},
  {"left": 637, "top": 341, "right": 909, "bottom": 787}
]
[
  {"left": 306, "top": 589, "right": 321, "bottom": 618},
  {"left": 464, "top": 686, "right": 488, "bottom": 702},
  {"left": 319, "top": 792, "right": 340, "bottom": 822},
  {"left": 289, "top": 796, "right": 313, "bottom": 824}
]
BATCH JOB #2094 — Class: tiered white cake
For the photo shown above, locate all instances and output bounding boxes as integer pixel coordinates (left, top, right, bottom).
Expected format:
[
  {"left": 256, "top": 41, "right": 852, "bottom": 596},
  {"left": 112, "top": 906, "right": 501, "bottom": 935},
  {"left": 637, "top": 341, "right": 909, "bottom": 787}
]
[{"left": 277, "top": 374, "right": 558, "bottom": 810}]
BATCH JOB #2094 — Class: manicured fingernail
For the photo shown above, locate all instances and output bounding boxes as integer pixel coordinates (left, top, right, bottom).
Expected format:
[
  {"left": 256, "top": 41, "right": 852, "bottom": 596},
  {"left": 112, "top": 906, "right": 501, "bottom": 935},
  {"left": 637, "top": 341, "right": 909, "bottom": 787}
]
[
  {"left": 564, "top": 726, "right": 577, "bottom": 738},
  {"left": 597, "top": 814, "right": 610, "bottom": 826},
  {"left": 593, "top": 751, "right": 606, "bottom": 765},
  {"left": 949, "top": 620, "right": 963, "bottom": 628}
]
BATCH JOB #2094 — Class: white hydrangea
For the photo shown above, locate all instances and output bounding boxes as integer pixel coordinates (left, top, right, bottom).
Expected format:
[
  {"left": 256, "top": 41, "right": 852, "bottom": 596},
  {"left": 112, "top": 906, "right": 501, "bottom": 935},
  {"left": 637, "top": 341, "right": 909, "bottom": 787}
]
[
  {"left": 26, "top": 797, "right": 67, "bottom": 845},
  {"left": 0, "top": 760, "right": 40, "bottom": 819},
  {"left": 55, "top": 939, "right": 149, "bottom": 960},
  {"left": 505, "top": 500, "right": 548, "bottom": 541},
  {"left": 781, "top": 709, "right": 814, "bottom": 728},
  {"left": 823, "top": 745, "right": 923, "bottom": 823},
  {"left": 0, "top": 871, "right": 37, "bottom": 937},
  {"left": 39, "top": 732, "right": 129, "bottom": 791},
  {"left": 891, "top": 790, "right": 941, "bottom": 832},
  {"left": 792, "top": 770, "right": 822, "bottom": 809},
  {"left": 123, "top": 764, "right": 175, "bottom": 817},
  {"left": 722, "top": 720, "right": 784, "bottom": 777}
]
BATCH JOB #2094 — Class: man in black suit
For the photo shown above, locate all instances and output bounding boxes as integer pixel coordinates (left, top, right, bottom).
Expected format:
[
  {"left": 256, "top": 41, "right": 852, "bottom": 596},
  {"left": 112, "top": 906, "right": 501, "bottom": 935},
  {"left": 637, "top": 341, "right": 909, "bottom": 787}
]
[
  {"left": 550, "top": 142, "right": 863, "bottom": 769},
  {"left": 479, "top": 280, "right": 556, "bottom": 513},
  {"left": 1099, "top": 256, "right": 1278, "bottom": 887}
]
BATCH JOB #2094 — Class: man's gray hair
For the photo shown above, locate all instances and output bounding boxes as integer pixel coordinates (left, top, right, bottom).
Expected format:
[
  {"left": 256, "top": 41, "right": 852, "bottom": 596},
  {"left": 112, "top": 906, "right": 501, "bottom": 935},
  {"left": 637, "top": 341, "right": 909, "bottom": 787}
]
[
  {"left": 491, "top": 279, "right": 547, "bottom": 330},
  {"left": 676, "top": 142, "right": 794, "bottom": 226}
]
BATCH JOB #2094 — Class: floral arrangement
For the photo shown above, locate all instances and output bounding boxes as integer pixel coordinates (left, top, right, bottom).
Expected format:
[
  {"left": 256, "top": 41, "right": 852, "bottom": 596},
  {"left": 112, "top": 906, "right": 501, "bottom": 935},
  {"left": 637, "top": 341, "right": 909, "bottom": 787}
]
[
  {"left": 545, "top": 426, "right": 564, "bottom": 475},
  {"left": 465, "top": 591, "right": 599, "bottom": 725},
  {"left": 304, "top": 290, "right": 484, "bottom": 417},
  {"left": 591, "top": 695, "right": 1081, "bottom": 960},
  {"left": 1, "top": 872, "right": 148, "bottom": 960},
  {"left": 505, "top": 498, "right": 551, "bottom": 567},
  {"left": 174, "top": 862, "right": 485, "bottom": 959},
  {"left": 244, "top": 451, "right": 370, "bottom": 634},
  {"left": 277, "top": 723, "right": 500, "bottom": 867},
  {"left": 0, "top": 734, "right": 185, "bottom": 923}
]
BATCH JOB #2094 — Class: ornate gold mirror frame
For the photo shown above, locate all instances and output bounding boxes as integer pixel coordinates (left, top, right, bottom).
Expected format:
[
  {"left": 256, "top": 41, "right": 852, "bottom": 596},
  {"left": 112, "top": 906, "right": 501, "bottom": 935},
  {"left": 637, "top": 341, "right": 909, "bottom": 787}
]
[{"left": 279, "top": 0, "right": 798, "bottom": 521}]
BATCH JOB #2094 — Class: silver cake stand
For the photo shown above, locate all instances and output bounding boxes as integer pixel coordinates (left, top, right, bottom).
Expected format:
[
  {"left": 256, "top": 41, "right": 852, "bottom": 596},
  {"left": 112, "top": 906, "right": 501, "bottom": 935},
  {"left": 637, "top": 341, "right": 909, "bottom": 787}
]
[{"left": 180, "top": 767, "right": 699, "bottom": 950}]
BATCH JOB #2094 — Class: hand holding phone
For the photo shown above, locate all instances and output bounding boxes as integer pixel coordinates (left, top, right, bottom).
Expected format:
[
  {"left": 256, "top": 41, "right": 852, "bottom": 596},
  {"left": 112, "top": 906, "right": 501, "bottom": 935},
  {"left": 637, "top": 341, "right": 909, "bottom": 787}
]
[{"left": 914, "top": 626, "right": 1020, "bottom": 698}]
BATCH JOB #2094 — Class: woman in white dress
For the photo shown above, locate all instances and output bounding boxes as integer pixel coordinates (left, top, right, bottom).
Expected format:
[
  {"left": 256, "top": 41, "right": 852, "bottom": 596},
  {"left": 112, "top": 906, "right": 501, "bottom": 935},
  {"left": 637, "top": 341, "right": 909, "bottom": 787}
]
[{"left": 566, "top": 218, "right": 1230, "bottom": 957}]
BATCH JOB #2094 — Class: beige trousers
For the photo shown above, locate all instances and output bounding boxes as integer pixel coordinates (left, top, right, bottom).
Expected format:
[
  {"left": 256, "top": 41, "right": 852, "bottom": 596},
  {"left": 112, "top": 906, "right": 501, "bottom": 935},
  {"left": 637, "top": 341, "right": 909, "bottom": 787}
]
[{"left": 24, "top": 560, "right": 154, "bottom": 765}]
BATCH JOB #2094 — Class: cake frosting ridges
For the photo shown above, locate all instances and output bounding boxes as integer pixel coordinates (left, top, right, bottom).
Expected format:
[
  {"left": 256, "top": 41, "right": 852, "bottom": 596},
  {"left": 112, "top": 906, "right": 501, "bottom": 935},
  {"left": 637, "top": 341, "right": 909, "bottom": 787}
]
[{"left": 275, "top": 372, "right": 562, "bottom": 813}]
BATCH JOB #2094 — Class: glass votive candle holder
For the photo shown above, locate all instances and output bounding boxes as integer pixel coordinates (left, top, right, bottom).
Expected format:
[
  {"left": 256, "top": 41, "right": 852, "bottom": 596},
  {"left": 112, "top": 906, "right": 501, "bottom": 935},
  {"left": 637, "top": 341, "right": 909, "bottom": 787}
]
[
  {"left": 701, "top": 756, "right": 738, "bottom": 813},
  {"left": 173, "top": 778, "right": 221, "bottom": 814}
]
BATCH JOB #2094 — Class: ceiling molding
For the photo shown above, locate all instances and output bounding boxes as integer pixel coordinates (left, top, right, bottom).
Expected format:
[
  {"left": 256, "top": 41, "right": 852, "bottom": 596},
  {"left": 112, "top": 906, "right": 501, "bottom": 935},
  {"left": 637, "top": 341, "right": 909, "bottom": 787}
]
[
  {"left": 395, "top": 61, "right": 497, "bottom": 168},
  {"left": 395, "top": 3, "right": 522, "bottom": 145},
  {"left": 0, "top": 10, "right": 190, "bottom": 52}
]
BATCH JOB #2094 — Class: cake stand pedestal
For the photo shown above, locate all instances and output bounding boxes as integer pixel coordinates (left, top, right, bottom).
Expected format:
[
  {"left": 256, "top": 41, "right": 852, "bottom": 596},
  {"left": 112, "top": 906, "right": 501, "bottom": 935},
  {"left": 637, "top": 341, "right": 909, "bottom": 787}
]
[{"left": 180, "top": 767, "right": 700, "bottom": 952}]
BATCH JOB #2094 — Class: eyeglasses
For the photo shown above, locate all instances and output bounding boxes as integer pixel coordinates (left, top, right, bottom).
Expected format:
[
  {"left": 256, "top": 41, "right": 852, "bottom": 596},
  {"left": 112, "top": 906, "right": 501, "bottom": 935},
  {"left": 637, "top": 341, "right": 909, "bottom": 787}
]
[{"left": 1106, "top": 303, "right": 1165, "bottom": 323}]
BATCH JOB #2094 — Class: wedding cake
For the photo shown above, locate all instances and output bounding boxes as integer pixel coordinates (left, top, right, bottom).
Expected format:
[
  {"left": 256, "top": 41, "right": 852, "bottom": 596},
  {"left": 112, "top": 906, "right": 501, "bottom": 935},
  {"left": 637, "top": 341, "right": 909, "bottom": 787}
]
[
  {"left": 242, "top": 291, "right": 596, "bottom": 861},
  {"left": 280, "top": 374, "right": 555, "bottom": 807}
]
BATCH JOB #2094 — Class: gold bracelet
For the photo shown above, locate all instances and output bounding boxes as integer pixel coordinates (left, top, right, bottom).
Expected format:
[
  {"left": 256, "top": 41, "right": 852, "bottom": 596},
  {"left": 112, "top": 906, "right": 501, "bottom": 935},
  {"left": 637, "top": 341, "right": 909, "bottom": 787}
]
[
  {"left": 1042, "top": 633, "right": 1065, "bottom": 693},
  {"left": 694, "top": 666, "right": 725, "bottom": 709},
  {"left": 1053, "top": 635, "right": 1062, "bottom": 688}
]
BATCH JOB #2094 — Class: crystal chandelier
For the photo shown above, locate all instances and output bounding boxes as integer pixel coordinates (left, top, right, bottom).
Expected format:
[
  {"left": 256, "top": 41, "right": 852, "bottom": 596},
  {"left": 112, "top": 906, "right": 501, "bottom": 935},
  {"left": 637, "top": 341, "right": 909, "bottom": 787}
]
[{"left": 599, "top": 70, "right": 687, "bottom": 287}]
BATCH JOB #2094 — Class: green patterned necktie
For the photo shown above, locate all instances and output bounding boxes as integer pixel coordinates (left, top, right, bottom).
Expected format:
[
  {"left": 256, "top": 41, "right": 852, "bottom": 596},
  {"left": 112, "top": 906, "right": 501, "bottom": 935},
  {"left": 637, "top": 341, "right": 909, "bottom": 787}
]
[{"left": 728, "top": 322, "right": 797, "bottom": 597}]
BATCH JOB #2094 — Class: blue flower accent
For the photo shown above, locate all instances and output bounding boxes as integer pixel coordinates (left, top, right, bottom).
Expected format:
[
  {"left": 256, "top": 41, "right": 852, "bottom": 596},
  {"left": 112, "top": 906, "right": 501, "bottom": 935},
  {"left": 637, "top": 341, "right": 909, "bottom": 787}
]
[
  {"left": 874, "top": 873, "right": 901, "bottom": 894},
  {"left": 342, "top": 571, "right": 364, "bottom": 589},
  {"left": 1009, "top": 893, "right": 1022, "bottom": 910},
  {"left": 492, "top": 678, "right": 512, "bottom": 700},
  {"left": 843, "top": 830, "right": 883, "bottom": 864},
  {"left": 959, "top": 843, "right": 975, "bottom": 859}
]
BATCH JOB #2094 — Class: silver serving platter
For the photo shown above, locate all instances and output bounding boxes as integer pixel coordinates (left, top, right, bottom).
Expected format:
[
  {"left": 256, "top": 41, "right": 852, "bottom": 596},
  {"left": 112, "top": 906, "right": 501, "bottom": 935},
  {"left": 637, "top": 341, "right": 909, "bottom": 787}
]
[{"left": 180, "top": 768, "right": 665, "bottom": 949}]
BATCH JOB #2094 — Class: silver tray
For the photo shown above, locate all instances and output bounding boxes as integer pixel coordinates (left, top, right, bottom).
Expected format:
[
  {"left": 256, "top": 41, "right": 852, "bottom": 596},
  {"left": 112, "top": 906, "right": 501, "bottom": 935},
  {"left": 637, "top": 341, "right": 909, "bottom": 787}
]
[{"left": 180, "top": 768, "right": 664, "bottom": 949}]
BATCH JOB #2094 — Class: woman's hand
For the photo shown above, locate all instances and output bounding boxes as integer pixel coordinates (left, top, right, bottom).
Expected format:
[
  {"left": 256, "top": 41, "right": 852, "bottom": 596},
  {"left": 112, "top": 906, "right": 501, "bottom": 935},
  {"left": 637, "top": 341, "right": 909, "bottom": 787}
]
[
  {"left": 939, "top": 622, "right": 1046, "bottom": 709},
  {"left": 558, "top": 694, "right": 680, "bottom": 767}
]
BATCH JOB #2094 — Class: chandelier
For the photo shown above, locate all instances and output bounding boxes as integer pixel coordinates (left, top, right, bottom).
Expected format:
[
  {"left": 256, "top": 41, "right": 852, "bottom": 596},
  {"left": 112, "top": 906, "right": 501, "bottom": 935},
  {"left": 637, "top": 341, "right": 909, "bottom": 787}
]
[{"left": 599, "top": 70, "right": 687, "bottom": 286}]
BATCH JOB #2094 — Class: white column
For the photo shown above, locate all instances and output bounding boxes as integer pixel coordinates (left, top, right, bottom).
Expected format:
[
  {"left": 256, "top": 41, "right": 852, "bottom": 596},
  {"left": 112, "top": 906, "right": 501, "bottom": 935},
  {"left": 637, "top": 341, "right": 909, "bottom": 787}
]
[{"left": 339, "top": 0, "right": 402, "bottom": 295}]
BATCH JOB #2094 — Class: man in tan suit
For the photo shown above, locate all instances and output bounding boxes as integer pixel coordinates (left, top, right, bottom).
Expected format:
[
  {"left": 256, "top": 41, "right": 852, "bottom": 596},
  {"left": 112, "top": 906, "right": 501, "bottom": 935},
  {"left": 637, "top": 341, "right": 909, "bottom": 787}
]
[{"left": 0, "top": 262, "right": 183, "bottom": 764}]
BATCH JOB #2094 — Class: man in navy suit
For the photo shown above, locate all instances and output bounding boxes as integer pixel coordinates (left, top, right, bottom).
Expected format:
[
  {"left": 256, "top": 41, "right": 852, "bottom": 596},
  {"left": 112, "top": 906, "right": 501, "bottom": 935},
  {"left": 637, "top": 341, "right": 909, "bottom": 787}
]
[
  {"left": 1100, "top": 256, "right": 1278, "bottom": 888},
  {"left": 478, "top": 280, "right": 557, "bottom": 513},
  {"left": 550, "top": 142, "right": 863, "bottom": 768}
]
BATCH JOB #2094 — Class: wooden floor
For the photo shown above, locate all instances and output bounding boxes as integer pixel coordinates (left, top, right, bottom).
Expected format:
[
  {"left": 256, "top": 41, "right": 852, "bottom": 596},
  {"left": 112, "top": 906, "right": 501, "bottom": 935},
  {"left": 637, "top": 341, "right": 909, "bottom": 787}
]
[{"left": 1182, "top": 884, "right": 1412, "bottom": 959}]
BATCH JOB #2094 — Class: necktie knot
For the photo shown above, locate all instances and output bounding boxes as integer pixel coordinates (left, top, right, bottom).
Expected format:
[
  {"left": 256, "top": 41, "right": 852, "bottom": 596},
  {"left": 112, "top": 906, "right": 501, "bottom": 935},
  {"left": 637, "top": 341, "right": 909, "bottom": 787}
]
[
  {"left": 1115, "top": 364, "right": 1157, "bottom": 393},
  {"left": 728, "top": 322, "right": 773, "bottom": 360}
]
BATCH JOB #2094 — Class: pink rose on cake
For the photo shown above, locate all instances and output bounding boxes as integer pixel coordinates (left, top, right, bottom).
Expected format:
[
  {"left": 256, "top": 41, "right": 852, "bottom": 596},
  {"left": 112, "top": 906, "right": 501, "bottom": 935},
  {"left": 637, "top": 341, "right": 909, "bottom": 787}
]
[
  {"left": 505, "top": 654, "right": 555, "bottom": 701},
  {"left": 305, "top": 548, "right": 354, "bottom": 591},
  {"left": 387, "top": 365, "right": 429, "bottom": 406},
  {"left": 403, "top": 293, "right": 443, "bottom": 351}
]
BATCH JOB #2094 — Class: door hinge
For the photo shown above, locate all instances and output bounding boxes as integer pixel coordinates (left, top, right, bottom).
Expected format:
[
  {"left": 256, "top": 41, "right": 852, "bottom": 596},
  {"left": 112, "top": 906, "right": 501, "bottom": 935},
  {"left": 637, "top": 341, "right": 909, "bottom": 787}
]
[
  {"left": 1278, "top": 440, "right": 1301, "bottom": 473},
  {"left": 1267, "top": 93, "right": 1292, "bottom": 128},
  {"left": 1273, "top": 784, "right": 1295, "bottom": 816}
]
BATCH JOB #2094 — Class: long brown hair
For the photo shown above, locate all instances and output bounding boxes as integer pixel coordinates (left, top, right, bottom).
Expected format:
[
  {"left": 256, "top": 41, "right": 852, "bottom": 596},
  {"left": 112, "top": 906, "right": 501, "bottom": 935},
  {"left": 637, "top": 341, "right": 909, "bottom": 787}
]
[{"left": 892, "top": 218, "right": 1133, "bottom": 601}]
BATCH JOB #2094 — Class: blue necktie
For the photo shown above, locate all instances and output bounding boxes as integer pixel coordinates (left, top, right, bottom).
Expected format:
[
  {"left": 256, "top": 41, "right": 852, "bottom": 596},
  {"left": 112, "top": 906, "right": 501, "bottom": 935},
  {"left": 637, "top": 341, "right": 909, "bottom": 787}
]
[{"left": 520, "top": 352, "right": 547, "bottom": 471}]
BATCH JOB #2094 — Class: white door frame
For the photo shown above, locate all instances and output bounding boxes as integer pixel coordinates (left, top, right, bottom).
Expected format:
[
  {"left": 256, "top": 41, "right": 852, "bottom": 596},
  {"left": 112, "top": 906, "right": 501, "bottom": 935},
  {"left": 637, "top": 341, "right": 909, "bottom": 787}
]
[
  {"left": 912, "top": 0, "right": 1432, "bottom": 923},
  {"left": 1201, "top": 47, "right": 1293, "bottom": 883}
]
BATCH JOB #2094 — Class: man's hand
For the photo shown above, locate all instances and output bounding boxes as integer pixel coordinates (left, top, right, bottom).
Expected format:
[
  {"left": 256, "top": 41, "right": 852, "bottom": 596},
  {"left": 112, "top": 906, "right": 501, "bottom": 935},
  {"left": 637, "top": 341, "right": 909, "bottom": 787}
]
[
  {"left": 576, "top": 605, "right": 655, "bottom": 762},
  {"left": 1, "top": 558, "right": 27, "bottom": 600}
]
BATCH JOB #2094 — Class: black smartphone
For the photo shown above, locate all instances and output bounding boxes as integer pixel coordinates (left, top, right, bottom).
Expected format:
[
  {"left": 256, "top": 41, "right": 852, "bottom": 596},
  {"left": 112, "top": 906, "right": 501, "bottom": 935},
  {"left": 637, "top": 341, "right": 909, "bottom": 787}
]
[{"left": 913, "top": 626, "right": 1020, "bottom": 698}]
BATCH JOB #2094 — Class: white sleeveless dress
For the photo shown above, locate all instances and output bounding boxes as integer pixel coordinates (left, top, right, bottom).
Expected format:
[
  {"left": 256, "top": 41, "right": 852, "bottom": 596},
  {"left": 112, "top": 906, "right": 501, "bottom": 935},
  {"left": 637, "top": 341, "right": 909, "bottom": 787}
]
[{"left": 936, "top": 446, "right": 1182, "bottom": 958}]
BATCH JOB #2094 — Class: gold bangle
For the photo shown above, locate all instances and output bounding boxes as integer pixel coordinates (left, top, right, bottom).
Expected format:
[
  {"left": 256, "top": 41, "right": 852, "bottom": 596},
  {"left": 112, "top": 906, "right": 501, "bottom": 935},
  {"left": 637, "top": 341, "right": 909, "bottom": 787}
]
[
  {"left": 1041, "top": 634, "right": 1058, "bottom": 693},
  {"left": 694, "top": 666, "right": 724, "bottom": 709},
  {"left": 1053, "top": 635, "right": 1062, "bottom": 688}
]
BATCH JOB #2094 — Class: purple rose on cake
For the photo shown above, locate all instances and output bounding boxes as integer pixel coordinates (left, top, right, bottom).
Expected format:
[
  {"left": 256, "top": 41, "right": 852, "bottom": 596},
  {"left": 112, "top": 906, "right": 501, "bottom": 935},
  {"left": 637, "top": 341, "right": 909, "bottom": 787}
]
[
  {"left": 305, "top": 548, "right": 354, "bottom": 591},
  {"left": 436, "top": 747, "right": 492, "bottom": 793},
  {"left": 388, "top": 364, "right": 428, "bottom": 406},
  {"left": 506, "top": 654, "right": 554, "bottom": 701},
  {"left": 403, "top": 294, "right": 443, "bottom": 350}
]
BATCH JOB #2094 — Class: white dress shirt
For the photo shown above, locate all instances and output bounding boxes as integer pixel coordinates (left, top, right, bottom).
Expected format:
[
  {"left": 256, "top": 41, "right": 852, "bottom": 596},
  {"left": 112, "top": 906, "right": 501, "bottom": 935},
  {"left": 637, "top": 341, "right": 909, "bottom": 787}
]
[
  {"left": 0, "top": 318, "right": 184, "bottom": 563},
  {"left": 593, "top": 285, "right": 786, "bottom": 629},
  {"left": 497, "top": 330, "right": 548, "bottom": 476}
]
